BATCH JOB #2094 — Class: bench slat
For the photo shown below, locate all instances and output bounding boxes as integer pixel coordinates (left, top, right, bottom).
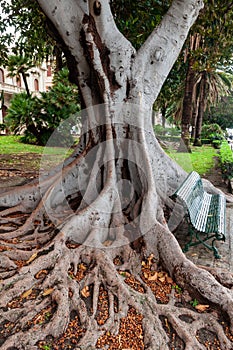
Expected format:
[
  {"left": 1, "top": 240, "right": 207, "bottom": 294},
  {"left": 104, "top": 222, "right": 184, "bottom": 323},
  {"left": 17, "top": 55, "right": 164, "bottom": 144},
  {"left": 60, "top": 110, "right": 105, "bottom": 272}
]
[
  {"left": 171, "top": 171, "right": 226, "bottom": 258},
  {"left": 193, "top": 193, "right": 211, "bottom": 232},
  {"left": 219, "top": 195, "right": 226, "bottom": 234}
]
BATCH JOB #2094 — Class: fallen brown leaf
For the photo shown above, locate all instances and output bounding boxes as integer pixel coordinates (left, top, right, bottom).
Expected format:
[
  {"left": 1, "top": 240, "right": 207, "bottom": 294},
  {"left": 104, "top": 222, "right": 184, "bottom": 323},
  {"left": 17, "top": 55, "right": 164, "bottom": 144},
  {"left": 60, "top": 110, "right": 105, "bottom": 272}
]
[
  {"left": 148, "top": 272, "right": 158, "bottom": 281},
  {"left": 42, "top": 288, "right": 54, "bottom": 296},
  {"left": 195, "top": 304, "right": 209, "bottom": 312},
  {"left": 81, "top": 286, "right": 90, "bottom": 298},
  {"left": 102, "top": 240, "right": 113, "bottom": 246},
  {"left": 22, "top": 289, "right": 33, "bottom": 299},
  {"left": 35, "top": 269, "right": 48, "bottom": 279},
  {"left": 166, "top": 276, "right": 173, "bottom": 284},
  {"left": 79, "top": 263, "right": 87, "bottom": 271},
  {"left": 26, "top": 252, "right": 37, "bottom": 264},
  {"left": 148, "top": 254, "right": 154, "bottom": 266},
  {"left": 158, "top": 276, "right": 166, "bottom": 283}
]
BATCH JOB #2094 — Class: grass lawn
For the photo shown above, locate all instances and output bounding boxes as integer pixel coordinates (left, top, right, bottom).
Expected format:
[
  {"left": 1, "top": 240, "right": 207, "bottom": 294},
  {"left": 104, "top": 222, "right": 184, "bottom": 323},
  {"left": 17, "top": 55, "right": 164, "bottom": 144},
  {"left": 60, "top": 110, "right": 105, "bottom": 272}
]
[
  {"left": 0, "top": 135, "right": 73, "bottom": 175},
  {"left": 0, "top": 135, "right": 71, "bottom": 155},
  {"left": 0, "top": 136, "right": 218, "bottom": 177},
  {"left": 167, "top": 145, "right": 218, "bottom": 175}
]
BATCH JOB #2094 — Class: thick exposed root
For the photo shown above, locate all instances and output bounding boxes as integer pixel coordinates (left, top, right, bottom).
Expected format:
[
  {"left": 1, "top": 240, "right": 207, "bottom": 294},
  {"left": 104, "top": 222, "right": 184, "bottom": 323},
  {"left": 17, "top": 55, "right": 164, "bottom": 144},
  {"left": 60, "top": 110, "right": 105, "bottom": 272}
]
[
  {"left": 1, "top": 128, "right": 233, "bottom": 349},
  {"left": 0, "top": 203, "right": 233, "bottom": 349}
]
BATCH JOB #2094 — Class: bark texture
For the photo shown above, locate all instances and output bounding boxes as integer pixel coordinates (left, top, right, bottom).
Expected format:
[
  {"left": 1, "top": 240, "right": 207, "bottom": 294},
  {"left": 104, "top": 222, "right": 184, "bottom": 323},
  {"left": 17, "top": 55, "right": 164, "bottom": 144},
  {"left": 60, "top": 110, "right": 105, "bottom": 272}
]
[
  {"left": 179, "top": 33, "right": 202, "bottom": 151},
  {"left": 1, "top": 1, "right": 233, "bottom": 349},
  {"left": 194, "top": 71, "right": 207, "bottom": 146}
]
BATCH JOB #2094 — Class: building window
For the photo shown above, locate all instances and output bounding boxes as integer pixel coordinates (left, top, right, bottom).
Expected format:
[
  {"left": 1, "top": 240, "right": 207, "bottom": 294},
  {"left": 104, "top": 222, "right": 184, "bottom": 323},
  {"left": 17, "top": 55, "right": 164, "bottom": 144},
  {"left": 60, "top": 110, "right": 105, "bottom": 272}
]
[
  {"left": 34, "top": 79, "right": 39, "bottom": 91},
  {"left": 0, "top": 69, "right": 4, "bottom": 83},
  {"left": 47, "top": 65, "right": 52, "bottom": 77},
  {"left": 17, "top": 77, "right": 21, "bottom": 87},
  {"left": 2, "top": 105, "right": 7, "bottom": 118}
]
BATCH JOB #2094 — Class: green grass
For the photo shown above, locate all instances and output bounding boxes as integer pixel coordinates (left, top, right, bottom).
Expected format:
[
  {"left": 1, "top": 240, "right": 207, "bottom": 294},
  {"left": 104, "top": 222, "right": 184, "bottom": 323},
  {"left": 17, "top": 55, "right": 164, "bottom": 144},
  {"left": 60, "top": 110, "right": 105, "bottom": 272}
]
[
  {"left": 0, "top": 136, "right": 218, "bottom": 176},
  {"left": 0, "top": 135, "right": 73, "bottom": 172},
  {"left": 0, "top": 135, "right": 70, "bottom": 155},
  {"left": 167, "top": 145, "right": 218, "bottom": 175}
]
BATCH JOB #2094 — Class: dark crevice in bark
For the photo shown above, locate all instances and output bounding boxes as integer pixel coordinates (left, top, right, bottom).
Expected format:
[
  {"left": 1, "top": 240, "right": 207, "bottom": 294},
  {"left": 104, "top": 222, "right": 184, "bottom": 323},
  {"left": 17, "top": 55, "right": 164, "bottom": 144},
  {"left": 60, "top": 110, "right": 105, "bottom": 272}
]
[
  {"left": 45, "top": 17, "right": 80, "bottom": 87},
  {"left": 121, "top": 159, "right": 131, "bottom": 181},
  {"left": 159, "top": 315, "right": 185, "bottom": 349},
  {"left": 111, "top": 125, "right": 117, "bottom": 140},
  {"left": 67, "top": 191, "right": 83, "bottom": 211},
  {"left": 80, "top": 14, "right": 121, "bottom": 95},
  {"left": 126, "top": 78, "right": 131, "bottom": 100},
  {"left": 130, "top": 236, "right": 145, "bottom": 254}
]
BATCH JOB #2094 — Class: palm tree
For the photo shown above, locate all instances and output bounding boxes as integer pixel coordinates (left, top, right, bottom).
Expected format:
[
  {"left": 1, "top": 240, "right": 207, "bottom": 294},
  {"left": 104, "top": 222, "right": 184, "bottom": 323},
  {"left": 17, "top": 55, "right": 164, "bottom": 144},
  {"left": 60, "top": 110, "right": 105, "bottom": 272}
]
[
  {"left": 6, "top": 55, "right": 34, "bottom": 96},
  {"left": 193, "top": 69, "right": 232, "bottom": 145},
  {"left": 177, "top": 33, "right": 202, "bottom": 152}
]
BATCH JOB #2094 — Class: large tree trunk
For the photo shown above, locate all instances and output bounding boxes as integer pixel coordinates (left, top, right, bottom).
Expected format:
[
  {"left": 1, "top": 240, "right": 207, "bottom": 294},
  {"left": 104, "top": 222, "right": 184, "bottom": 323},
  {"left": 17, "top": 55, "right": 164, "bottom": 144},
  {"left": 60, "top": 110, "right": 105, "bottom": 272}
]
[
  {"left": 178, "top": 33, "right": 202, "bottom": 152},
  {"left": 21, "top": 71, "right": 31, "bottom": 97},
  {"left": 178, "top": 59, "right": 196, "bottom": 152},
  {"left": 190, "top": 79, "right": 200, "bottom": 140},
  {"left": 194, "top": 72, "right": 207, "bottom": 146},
  {"left": 161, "top": 106, "right": 167, "bottom": 128},
  {"left": 1, "top": 1, "right": 233, "bottom": 349}
]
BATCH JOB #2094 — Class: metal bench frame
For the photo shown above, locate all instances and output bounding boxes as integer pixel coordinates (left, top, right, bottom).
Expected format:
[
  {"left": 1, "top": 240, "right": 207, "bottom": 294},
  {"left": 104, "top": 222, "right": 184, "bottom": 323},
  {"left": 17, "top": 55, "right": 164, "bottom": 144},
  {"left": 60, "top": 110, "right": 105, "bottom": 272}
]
[{"left": 171, "top": 171, "right": 226, "bottom": 259}]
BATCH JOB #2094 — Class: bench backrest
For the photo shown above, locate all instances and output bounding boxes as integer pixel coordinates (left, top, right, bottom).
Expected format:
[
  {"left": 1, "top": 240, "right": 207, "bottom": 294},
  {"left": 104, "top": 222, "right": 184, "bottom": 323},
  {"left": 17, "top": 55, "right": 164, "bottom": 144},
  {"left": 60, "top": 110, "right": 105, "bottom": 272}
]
[
  {"left": 172, "top": 171, "right": 204, "bottom": 222},
  {"left": 171, "top": 172, "right": 226, "bottom": 258},
  {"left": 172, "top": 171, "right": 226, "bottom": 235}
]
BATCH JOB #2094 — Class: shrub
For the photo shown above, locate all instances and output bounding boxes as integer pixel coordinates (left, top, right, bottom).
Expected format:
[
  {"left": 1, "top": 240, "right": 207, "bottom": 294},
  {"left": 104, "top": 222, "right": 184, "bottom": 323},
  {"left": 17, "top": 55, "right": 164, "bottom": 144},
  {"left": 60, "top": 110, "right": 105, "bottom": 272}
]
[
  {"left": 154, "top": 124, "right": 166, "bottom": 135},
  {"left": 200, "top": 139, "right": 211, "bottom": 145},
  {"left": 154, "top": 125, "right": 180, "bottom": 137},
  {"left": 201, "top": 123, "right": 224, "bottom": 139},
  {"left": 219, "top": 141, "right": 233, "bottom": 180},
  {"left": 201, "top": 124, "right": 225, "bottom": 149},
  {"left": 212, "top": 138, "right": 222, "bottom": 149},
  {"left": 5, "top": 68, "right": 80, "bottom": 146}
]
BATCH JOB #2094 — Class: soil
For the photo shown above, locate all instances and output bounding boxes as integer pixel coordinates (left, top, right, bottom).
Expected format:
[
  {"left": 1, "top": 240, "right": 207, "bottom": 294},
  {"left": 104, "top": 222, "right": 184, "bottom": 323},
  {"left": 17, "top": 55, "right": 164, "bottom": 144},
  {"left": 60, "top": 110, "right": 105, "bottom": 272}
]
[
  {"left": 0, "top": 152, "right": 64, "bottom": 192},
  {"left": 0, "top": 153, "right": 41, "bottom": 190}
]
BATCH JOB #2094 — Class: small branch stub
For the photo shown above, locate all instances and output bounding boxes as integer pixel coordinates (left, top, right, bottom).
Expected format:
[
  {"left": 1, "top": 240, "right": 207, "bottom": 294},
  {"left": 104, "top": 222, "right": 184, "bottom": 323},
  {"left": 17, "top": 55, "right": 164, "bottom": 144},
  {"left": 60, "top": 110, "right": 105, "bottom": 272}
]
[
  {"left": 93, "top": 1, "right": 101, "bottom": 16},
  {"left": 154, "top": 47, "right": 165, "bottom": 62}
]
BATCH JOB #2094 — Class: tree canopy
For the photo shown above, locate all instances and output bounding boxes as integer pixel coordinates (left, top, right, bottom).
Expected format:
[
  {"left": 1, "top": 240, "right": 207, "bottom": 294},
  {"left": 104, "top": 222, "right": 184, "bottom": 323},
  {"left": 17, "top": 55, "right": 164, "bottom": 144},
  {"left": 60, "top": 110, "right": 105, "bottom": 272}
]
[{"left": 0, "top": 0, "right": 52, "bottom": 64}]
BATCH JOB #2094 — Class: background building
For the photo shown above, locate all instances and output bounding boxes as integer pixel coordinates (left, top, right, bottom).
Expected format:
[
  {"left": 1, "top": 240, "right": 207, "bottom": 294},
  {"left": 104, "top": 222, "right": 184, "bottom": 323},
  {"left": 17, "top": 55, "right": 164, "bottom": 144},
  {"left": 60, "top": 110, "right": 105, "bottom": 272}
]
[{"left": 0, "top": 62, "right": 53, "bottom": 125}]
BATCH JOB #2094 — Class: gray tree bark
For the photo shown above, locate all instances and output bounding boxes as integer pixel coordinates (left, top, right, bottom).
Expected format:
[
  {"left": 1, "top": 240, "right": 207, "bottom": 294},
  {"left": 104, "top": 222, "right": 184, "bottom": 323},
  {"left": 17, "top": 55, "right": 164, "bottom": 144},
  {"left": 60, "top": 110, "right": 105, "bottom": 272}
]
[{"left": 1, "top": 1, "right": 233, "bottom": 349}]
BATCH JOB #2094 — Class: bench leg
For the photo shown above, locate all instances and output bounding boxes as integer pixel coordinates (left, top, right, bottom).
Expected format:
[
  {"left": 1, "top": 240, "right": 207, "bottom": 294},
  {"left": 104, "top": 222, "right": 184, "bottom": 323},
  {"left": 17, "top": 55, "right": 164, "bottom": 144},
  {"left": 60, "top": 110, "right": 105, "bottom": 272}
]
[
  {"left": 195, "top": 233, "right": 221, "bottom": 259},
  {"left": 182, "top": 226, "right": 195, "bottom": 253},
  {"left": 211, "top": 239, "right": 221, "bottom": 259},
  {"left": 183, "top": 228, "right": 221, "bottom": 259}
]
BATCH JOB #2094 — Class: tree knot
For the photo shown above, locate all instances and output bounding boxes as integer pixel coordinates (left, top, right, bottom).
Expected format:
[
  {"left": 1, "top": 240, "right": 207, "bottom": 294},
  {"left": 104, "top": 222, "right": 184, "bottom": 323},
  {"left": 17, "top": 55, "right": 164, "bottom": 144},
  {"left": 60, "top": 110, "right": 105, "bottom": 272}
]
[
  {"left": 93, "top": 1, "right": 101, "bottom": 16},
  {"left": 153, "top": 47, "right": 165, "bottom": 62}
]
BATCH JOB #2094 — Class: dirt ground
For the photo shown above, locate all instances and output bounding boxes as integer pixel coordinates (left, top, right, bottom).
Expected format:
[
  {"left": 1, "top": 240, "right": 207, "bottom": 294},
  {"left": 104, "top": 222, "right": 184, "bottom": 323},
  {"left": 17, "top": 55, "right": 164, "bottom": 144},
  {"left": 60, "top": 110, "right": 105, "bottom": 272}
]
[
  {"left": 0, "top": 152, "right": 65, "bottom": 192},
  {"left": 0, "top": 153, "right": 41, "bottom": 188}
]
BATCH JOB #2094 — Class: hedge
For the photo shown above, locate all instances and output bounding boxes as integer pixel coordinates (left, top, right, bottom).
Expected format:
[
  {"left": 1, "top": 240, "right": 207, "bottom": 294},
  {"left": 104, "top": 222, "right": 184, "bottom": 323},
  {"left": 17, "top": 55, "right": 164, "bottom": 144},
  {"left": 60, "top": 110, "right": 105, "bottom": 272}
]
[{"left": 219, "top": 141, "right": 233, "bottom": 180}]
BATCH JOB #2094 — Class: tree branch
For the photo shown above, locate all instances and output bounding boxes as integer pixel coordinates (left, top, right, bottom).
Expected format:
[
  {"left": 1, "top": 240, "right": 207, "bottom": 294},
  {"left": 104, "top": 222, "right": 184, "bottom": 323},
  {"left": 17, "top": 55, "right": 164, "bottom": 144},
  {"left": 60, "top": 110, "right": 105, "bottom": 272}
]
[
  {"left": 132, "top": 0, "right": 204, "bottom": 106},
  {"left": 36, "top": 0, "right": 135, "bottom": 104},
  {"left": 36, "top": 0, "right": 86, "bottom": 62},
  {"left": 87, "top": 0, "right": 134, "bottom": 53}
]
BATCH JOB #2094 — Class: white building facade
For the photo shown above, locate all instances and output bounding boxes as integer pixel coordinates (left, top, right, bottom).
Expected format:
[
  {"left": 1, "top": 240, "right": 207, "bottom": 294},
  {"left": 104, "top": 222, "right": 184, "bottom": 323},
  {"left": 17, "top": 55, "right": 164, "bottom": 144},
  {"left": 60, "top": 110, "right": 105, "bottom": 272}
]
[{"left": 0, "top": 62, "right": 53, "bottom": 125}]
